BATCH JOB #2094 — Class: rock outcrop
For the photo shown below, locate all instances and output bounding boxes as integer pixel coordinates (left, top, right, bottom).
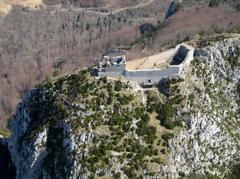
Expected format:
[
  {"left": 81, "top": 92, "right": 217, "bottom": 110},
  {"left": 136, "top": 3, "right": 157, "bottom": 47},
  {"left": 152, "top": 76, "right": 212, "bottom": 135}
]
[{"left": 162, "top": 36, "right": 240, "bottom": 177}]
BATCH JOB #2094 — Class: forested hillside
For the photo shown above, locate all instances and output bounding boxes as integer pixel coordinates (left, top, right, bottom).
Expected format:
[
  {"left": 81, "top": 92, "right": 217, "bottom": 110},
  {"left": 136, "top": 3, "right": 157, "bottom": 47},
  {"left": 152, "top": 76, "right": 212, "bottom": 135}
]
[
  {"left": 6, "top": 35, "right": 240, "bottom": 178},
  {"left": 0, "top": 0, "right": 239, "bottom": 129},
  {"left": 48, "top": 0, "right": 151, "bottom": 9}
]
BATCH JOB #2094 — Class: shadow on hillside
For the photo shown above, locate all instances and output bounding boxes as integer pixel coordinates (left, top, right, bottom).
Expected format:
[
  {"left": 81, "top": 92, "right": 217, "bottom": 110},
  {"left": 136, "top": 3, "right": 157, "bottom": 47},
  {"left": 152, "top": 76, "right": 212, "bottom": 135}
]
[{"left": 0, "top": 140, "right": 16, "bottom": 179}]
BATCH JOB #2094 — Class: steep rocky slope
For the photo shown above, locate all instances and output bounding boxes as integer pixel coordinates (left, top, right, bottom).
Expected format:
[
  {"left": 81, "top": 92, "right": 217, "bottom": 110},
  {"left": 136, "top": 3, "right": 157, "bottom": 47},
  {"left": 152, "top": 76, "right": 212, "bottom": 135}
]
[
  {"left": 6, "top": 36, "right": 240, "bottom": 178},
  {"left": 162, "top": 36, "right": 240, "bottom": 177}
]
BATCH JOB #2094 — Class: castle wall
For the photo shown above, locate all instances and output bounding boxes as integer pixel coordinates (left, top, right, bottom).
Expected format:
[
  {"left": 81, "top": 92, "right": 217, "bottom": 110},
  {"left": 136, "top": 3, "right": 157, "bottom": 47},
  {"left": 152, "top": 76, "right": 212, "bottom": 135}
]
[
  {"left": 181, "top": 45, "right": 194, "bottom": 66},
  {"left": 98, "top": 71, "right": 123, "bottom": 78},
  {"left": 96, "top": 43, "right": 194, "bottom": 85},
  {"left": 124, "top": 66, "right": 180, "bottom": 85},
  {"left": 98, "top": 63, "right": 125, "bottom": 78},
  {"left": 170, "top": 46, "right": 190, "bottom": 65},
  {"left": 177, "top": 44, "right": 195, "bottom": 74},
  {"left": 105, "top": 64, "right": 126, "bottom": 73}
]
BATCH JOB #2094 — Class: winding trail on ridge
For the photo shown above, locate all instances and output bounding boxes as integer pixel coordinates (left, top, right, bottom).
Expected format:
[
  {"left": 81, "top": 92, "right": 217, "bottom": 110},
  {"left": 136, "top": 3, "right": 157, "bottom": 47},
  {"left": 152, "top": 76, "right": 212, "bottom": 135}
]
[{"left": 58, "top": 0, "right": 157, "bottom": 15}]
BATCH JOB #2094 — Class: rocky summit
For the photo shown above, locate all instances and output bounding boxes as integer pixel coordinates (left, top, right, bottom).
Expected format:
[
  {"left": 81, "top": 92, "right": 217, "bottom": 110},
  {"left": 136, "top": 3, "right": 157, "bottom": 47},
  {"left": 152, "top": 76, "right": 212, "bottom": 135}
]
[{"left": 5, "top": 35, "right": 240, "bottom": 178}]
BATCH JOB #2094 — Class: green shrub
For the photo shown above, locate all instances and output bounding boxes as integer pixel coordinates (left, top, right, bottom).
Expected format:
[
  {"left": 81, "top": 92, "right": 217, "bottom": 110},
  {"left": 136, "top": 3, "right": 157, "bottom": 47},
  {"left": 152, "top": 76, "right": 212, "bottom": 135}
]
[
  {"left": 226, "top": 163, "right": 240, "bottom": 179},
  {"left": 171, "top": 94, "right": 184, "bottom": 104},
  {"left": 209, "top": 0, "right": 220, "bottom": 7},
  {"left": 162, "top": 133, "right": 174, "bottom": 140},
  {"left": 123, "top": 123, "right": 131, "bottom": 132},
  {"left": 128, "top": 94, "right": 135, "bottom": 101},
  {"left": 162, "top": 133, "right": 174, "bottom": 142},
  {"left": 124, "top": 167, "right": 137, "bottom": 178},
  {"left": 160, "top": 148, "right": 166, "bottom": 154},
  {"left": 107, "top": 83, "right": 113, "bottom": 93},
  {"left": 100, "top": 76, "right": 108, "bottom": 83},
  {"left": 114, "top": 145, "right": 124, "bottom": 152},
  {"left": 134, "top": 107, "right": 146, "bottom": 117},
  {"left": 114, "top": 172, "right": 121, "bottom": 179},
  {"left": 141, "top": 113, "right": 150, "bottom": 123},
  {"left": 114, "top": 80, "right": 123, "bottom": 91},
  {"left": 158, "top": 104, "right": 176, "bottom": 129},
  {"left": 148, "top": 102, "right": 161, "bottom": 113},
  {"left": 150, "top": 157, "right": 162, "bottom": 164},
  {"left": 107, "top": 95, "right": 113, "bottom": 105},
  {"left": 237, "top": 82, "right": 240, "bottom": 96},
  {"left": 179, "top": 172, "right": 185, "bottom": 177},
  {"left": 225, "top": 48, "right": 240, "bottom": 69},
  {"left": 146, "top": 92, "right": 162, "bottom": 113},
  {"left": 153, "top": 149, "right": 158, "bottom": 155},
  {"left": 127, "top": 153, "right": 134, "bottom": 158},
  {"left": 87, "top": 156, "right": 99, "bottom": 165},
  {"left": 117, "top": 95, "right": 131, "bottom": 105}
]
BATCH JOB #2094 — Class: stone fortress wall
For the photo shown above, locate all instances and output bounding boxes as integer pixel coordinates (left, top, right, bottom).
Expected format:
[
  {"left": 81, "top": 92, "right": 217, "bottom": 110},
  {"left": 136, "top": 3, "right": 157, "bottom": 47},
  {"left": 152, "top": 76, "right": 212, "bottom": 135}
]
[
  {"left": 124, "top": 66, "right": 180, "bottom": 84},
  {"left": 96, "top": 43, "right": 194, "bottom": 85}
]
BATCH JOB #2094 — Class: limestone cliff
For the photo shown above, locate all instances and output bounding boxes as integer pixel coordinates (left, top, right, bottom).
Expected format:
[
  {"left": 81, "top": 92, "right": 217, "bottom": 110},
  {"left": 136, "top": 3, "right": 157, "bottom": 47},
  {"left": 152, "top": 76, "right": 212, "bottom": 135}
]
[
  {"left": 7, "top": 36, "right": 240, "bottom": 178},
  {"left": 162, "top": 36, "right": 240, "bottom": 178}
]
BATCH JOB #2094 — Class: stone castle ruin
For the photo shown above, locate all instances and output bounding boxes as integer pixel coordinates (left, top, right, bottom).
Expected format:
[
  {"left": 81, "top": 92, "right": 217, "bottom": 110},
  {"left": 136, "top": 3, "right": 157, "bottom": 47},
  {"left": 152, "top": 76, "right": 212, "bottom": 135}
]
[
  {"left": 95, "top": 43, "right": 194, "bottom": 86},
  {"left": 97, "top": 49, "right": 127, "bottom": 76}
]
